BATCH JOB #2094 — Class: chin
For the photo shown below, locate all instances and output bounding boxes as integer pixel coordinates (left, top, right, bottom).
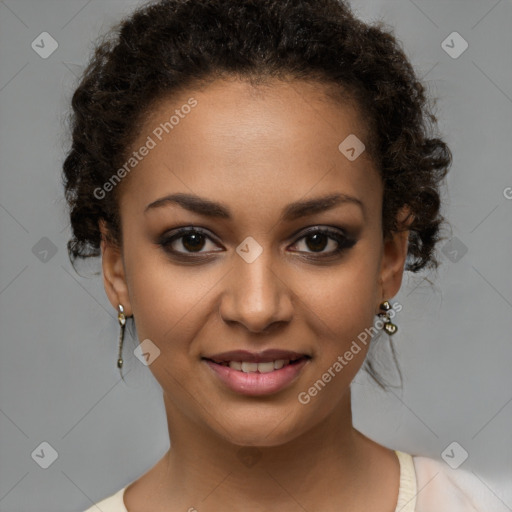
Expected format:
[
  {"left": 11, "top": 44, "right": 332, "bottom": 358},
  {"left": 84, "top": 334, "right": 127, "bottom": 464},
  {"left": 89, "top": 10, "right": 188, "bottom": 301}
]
[{"left": 214, "top": 409, "right": 310, "bottom": 448}]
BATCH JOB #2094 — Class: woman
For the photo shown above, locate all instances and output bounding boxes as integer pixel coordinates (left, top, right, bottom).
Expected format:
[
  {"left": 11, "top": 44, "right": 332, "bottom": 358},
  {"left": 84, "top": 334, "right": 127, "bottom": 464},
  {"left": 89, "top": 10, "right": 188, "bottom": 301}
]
[{"left": 62, "top": 0, "right": 507, "bottom": 510}]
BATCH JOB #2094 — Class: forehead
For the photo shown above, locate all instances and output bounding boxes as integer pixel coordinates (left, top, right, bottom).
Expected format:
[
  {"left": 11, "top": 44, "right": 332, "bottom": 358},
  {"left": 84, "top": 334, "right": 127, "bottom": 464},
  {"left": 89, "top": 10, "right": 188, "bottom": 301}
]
[{"left": 119, "top": 78, "right": 381, "bottom": 218}]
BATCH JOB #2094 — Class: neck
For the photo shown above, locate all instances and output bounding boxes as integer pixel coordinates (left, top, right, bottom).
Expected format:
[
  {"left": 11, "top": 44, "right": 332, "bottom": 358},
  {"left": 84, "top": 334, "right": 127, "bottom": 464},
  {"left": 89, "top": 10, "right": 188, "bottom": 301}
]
[{"left": 154, "top": 390, "right": 379, "bottom": 511}]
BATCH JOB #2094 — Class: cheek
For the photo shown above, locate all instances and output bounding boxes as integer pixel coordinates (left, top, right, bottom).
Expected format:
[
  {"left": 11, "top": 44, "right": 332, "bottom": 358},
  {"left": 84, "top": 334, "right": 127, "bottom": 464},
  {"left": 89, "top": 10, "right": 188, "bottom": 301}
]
[
  {"left": 124, "top": 236, "right": 226, "bottom": 358},
  {"left": 128, "top": 266, "right": 206, "bottom": 343},
  {"left": 296, "top": 267, "right": 379, "bottom": 409},
  {"left": 304, "top": 255, "right": 379, "bottom": 340}
]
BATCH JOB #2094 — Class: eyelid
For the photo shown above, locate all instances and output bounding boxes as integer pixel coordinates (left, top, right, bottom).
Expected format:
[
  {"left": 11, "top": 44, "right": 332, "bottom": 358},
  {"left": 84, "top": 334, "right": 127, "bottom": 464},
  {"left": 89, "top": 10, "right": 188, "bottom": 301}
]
[
  {"left": 158, "top": 226, "right": 223, "bottom": 251},
  {"left": 291, "top": 225, "right": 349, "bottom": 240},
  {"left": 288, "top": 226, "right": 355, "bottom": 253},
  {"left": 158, "top": 224, "right": 355, "bottom": 257}
]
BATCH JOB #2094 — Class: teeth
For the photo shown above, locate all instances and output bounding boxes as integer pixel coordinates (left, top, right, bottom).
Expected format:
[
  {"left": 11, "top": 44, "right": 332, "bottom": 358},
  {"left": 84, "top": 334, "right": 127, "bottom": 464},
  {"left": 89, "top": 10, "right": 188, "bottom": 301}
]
[
  {"left": 256, "top": 361, "right": 275, "bottom": 373},
  {"left": 226, "top": 359, "right": 292, "bottom": 372},
  {"left": 241, "top": 362, "right": 258, "bottom": 373},
  {"left": 273, "top": 359, "right": 286, "bottom": 370}
]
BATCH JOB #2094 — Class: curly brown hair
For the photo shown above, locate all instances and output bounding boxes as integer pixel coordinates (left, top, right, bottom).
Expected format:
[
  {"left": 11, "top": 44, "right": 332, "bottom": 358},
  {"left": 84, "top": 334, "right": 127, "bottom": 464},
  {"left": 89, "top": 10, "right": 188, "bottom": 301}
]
[{"left": 62, "top": 0, "right": 452, "bottom": 389}]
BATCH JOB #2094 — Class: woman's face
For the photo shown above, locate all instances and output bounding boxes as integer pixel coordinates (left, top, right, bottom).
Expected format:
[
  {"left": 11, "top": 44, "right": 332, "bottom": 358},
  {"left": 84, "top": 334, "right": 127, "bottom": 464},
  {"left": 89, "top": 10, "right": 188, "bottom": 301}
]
[{"left": 101, "top": 77, "right": 409, "bottom": 446}]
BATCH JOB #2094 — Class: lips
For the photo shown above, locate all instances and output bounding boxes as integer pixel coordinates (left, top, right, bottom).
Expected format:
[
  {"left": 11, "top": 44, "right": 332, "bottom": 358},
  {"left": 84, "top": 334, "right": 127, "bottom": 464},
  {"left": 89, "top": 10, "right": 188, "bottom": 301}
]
[
  {"left": 203, "top": 349, "right": 310, "bottom": 364},
  {"left": 204, "top": 355, "right": 310, "bottom": 396}
]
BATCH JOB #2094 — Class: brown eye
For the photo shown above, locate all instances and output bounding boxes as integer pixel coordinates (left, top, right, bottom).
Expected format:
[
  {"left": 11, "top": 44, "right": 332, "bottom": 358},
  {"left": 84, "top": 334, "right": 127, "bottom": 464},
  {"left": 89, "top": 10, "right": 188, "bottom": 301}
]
[
  {"left": 159, "top": 228, "right": 220, "bottom": 255},
  {"left": 302, "top": 232, "right": 331, "bottom": 252},
  {"left": 180, "top": 232, "right": 206, "bottom": 252},
  {"left": 158, "top": 226, "right": 356, "bottom": 261},
  {"left": 290, "top": 227, "right": 356, "bottom": 256}
]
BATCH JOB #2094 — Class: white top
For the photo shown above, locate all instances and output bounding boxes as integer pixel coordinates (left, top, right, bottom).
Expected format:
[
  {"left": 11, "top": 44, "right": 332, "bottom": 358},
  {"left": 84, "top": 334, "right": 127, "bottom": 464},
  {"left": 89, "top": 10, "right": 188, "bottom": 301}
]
[{"left": 83, "top": 450, "right": 511, "bottom": 511}]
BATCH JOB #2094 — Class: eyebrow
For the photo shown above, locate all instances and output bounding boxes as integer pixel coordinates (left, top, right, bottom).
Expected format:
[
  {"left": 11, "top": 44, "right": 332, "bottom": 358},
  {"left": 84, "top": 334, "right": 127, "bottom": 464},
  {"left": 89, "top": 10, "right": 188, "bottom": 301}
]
[{"left": 144, "top": 192, "right": 365, "bottom": 222}]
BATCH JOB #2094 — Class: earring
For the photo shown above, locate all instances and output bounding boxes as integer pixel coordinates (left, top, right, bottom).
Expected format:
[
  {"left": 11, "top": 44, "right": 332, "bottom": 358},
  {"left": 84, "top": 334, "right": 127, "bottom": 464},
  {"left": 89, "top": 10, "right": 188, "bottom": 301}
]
[
  {"left": 117, "top": 304, "right": 126, "bottom": 373},
  {"left": 378, "top": 300, "right": 398, "bottom": 335}
]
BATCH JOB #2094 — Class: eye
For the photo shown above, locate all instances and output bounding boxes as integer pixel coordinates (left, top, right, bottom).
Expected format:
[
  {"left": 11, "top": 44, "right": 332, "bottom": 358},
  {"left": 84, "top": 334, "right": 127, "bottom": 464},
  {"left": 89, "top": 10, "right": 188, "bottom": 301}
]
[
  {"left": 158, "top": 226, "right": 356, "bottom": 259},
  {"left": 158, "top": 227, "right": 221, "bottom": 255},
  {"left": 289, "top": 227, "right": 355, "bottom": 256}
]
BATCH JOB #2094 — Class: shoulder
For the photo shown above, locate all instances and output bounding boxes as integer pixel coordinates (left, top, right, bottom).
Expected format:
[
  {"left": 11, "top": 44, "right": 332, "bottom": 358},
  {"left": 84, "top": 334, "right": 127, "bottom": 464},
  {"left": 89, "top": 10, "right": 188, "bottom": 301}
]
[
  {"left": 83, "top": 486, "right": 127, "bottom": 512},
  {"left": 410, "top": 453, "right": 511, "bottom": 512}
]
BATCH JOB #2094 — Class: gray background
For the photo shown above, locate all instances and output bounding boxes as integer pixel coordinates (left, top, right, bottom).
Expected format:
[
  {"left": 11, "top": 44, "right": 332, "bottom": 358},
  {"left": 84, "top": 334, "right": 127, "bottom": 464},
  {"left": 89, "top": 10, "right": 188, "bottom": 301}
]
[{"left": 0, "top": 0, "right": 511, "bottom": 510}]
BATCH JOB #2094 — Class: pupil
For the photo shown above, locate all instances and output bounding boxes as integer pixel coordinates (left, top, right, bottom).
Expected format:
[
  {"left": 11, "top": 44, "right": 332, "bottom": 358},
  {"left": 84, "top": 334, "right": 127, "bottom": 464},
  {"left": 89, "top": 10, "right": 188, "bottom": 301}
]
[
  {"left": 306, "top": 233, "right": 328, "bottom": 252},
  {"left": 183, "top": 233, "right": 205, "bottom": 252}
]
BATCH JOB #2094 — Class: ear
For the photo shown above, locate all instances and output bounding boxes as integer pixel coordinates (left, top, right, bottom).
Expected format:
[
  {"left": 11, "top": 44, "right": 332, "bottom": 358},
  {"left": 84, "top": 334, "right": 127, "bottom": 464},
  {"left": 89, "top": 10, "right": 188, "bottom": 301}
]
[
  {"left": 99, "top": 219, "right": 132, "bottom": 317},
  {"left": 377, "top": 205, "right": 414, "bottom": 303}
]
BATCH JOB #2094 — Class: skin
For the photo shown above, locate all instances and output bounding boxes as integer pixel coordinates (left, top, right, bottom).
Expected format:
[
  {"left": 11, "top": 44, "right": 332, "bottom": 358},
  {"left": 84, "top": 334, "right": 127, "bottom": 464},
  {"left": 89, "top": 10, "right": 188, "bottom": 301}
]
[{"left": 100, "top": 77, "right": 413, "bottom": 512}]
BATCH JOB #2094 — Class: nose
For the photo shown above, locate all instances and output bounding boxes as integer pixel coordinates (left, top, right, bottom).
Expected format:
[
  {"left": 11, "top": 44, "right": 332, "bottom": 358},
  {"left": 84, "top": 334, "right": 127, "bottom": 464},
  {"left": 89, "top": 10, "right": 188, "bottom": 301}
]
[{"left": 218, "top": 249, "right": 294, "bottom": 334}]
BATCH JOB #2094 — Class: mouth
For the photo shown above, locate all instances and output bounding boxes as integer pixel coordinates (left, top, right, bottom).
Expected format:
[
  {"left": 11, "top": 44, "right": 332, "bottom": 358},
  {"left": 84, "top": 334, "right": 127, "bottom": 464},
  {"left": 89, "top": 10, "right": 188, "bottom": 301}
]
[
  {"left": 201, "top": 349, "right": 311, "bottom": 372},
  {"left": 201, "top": 349, "right": 312, "bottom": 396},
  {"left": 202, "top": 355, "right": 310, "bottom": 373}
]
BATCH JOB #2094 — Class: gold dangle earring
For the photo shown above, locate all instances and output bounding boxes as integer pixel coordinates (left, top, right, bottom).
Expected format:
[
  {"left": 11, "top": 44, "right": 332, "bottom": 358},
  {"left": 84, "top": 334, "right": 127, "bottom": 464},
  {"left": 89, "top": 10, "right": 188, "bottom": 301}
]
[
  {"left": 117, "top": 304, "right": 126, "bottom": 377},
  {"left": 378, "top": 300, "right": 398, "bottom": 335}
]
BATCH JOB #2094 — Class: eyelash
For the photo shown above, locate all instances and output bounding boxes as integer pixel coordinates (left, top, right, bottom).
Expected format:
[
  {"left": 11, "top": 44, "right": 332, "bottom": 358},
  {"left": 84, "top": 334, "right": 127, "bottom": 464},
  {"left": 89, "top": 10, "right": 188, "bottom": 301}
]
[{"left": 157, "top": 226, "right": 356, "bottom": 260}]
